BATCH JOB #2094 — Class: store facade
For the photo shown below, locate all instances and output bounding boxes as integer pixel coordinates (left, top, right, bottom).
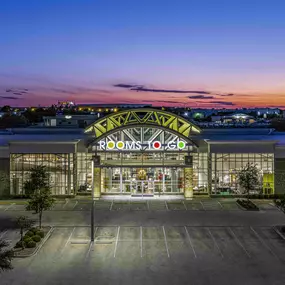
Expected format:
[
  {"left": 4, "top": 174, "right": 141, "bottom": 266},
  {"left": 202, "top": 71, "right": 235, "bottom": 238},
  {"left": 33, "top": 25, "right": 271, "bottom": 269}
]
[{"left": 1, "top": 108, "right": 285, "bottom": 198}]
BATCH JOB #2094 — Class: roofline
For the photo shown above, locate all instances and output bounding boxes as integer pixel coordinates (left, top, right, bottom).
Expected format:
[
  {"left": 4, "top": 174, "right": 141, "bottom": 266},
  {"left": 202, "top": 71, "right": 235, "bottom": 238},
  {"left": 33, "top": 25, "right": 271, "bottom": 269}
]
[
  {"left": 8, "top": 140, "right": 80, "bottom": 144},
  {"left": 204, "top": 139, "right": 278, "bottom": 144}
]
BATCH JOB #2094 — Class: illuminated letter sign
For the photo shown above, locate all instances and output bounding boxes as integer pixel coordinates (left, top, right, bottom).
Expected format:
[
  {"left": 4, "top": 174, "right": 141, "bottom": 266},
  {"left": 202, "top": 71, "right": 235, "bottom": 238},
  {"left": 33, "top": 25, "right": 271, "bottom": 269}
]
[{"left": 98, "top": 140, "right": 186, "bottom": 150}]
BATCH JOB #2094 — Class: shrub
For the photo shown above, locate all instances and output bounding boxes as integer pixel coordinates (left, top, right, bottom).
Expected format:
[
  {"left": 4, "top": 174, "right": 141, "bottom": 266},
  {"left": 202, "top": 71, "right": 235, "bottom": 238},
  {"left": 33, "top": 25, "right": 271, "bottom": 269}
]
[
  {"left": 26, "top": 241, "right": 36, "bottom": 248},
  {"left": 23, "top": 237, "right": 32, "bottom": 243},
  {"left": 237, "top": 199, "right": 259, "bottom": 211},
  {"left": 29, "top": 227, "right": 39, "bottom": 234},
  {"left": 15, "top": 241, "right": 26, "bottom": 248},
  {"left": 36, "top": 231, "right": 45, "bottom": 238},
  {"left": 32, "top": 235, "right": 41, "bottom": 242},
  {"left": 25, "top": 230, "right": 34, "bottom": 237}
]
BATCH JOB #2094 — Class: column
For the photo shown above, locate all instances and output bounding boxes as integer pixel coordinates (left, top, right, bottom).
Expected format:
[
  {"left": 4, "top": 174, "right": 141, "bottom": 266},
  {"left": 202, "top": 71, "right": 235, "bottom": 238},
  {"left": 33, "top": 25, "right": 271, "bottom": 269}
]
[
  {"left": 93, "top": 167, "right": 101, "bottom": 199},
  {"left": 67, "top": 153, "right": 71, "bottom": 195},
  {"left": 184, "top": 167, "right": 194, "bottom": 199}
]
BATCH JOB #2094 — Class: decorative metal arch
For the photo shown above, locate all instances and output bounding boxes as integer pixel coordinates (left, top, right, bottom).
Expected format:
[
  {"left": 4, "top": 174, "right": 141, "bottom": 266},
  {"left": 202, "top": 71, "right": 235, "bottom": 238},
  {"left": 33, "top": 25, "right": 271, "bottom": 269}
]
[{"left": 84, "top": 108, "right": 201, "bottom": 140}]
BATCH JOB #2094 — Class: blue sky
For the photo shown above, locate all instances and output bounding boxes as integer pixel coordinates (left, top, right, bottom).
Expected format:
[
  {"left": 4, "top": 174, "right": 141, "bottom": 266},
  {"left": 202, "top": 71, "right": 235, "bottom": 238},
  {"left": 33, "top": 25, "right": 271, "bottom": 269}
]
[{"left": 0, "top": 0, "right": 285, "bottom": 107}]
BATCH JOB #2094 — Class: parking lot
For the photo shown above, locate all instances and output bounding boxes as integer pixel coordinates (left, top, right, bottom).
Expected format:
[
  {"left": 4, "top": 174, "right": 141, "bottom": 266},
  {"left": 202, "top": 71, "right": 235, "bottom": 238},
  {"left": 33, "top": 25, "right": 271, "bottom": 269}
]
[
  {"left": 2, "top": 225, "right": 285, "bottom": 285},
  {"left": 0, "top": 198, "right": 278, "bottom": 212}
]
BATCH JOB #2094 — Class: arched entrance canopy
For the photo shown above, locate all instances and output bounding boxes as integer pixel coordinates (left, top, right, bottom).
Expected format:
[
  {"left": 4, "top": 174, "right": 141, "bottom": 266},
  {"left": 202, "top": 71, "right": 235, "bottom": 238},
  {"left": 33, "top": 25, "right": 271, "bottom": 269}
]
[{"left": 84, "top": 108, "right": 201, "bottom": 141}]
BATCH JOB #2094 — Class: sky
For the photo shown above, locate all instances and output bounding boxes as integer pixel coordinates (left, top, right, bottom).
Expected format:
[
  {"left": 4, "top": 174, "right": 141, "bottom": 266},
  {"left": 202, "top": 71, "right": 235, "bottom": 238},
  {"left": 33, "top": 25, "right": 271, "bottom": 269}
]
[{"left": 0, "top": 0, "right": 285, "bottom": 108}]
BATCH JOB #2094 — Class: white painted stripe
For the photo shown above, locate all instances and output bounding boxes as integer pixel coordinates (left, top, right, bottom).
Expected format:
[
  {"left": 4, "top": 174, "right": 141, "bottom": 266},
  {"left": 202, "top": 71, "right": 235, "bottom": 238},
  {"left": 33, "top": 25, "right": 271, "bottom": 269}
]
[
  {"left": 162, "top": 226, "right": 170, "bottom": 258},
  {"left": 110, "top": 200, "right": 114, "bottom": 211},
  {"left": 218, "top": 201, "right": 223, "bottom": 209},
  {"left": 184, "top": 226, "right": 197, "bottom": 258},
  {"left": 207, "top": 227, "right": 223, "bottom": 258},
  {"left": 114, "top": 226, "right": 120, "bottom": 258},
  {"left": 200, "top": 201, "right": 205, "bottom": 210},
  {"left": 182, "top": 201, "right": 187, "bottom": 210},
  {"left": 140, "top": 226, "right": 143, "bottom": 258},
  {"left": 61, "top": 227, "right": 75, "bottom": 255},
  {"left": 72, "top": 201, "right": 78, "bottom": 210},
  {"left": 147, "top": 201, "right": 150, "bottom": 211},
  {"left": 85, "top": 241, "right": 94, "bottom": 261},
  {"left": 165, "top": 201, "right": 169, "bottom": 211},
  {"left": 0, "top": 230, "right": 8, "bottom": 239},
  {"left": 62, "top": 200, "right": 68, "bottom": 209},
  {"left": 228, "top": 227, "right": 251, "bottom": 258},
  {"left": 85, "top": 227, "right": 98, "bottom": 261},
  {"left": 250, "top": 226, "right": 278, "bottom": 258},
  {"left": 4, "top": 203, "right": 15, "bottom": 211}
]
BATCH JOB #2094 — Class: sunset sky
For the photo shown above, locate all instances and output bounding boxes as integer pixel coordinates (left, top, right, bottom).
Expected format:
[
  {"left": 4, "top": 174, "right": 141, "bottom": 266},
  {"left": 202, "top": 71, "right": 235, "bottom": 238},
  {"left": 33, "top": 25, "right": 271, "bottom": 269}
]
[{"left": 0, "top": 0, "right": 285, "bottom": 108}]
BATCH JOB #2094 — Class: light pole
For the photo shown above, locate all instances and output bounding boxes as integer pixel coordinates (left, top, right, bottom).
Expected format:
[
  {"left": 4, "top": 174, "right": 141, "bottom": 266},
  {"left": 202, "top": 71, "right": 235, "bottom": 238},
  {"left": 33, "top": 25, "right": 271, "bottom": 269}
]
[{"left": 91, "top": 157, "right": 95, "bottom": 242}]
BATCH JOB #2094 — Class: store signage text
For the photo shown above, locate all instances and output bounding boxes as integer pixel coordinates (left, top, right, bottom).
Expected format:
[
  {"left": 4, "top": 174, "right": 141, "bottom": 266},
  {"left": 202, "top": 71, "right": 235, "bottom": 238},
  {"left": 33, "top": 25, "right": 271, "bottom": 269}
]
[{"left": 98, "top": 140, "right": 186, "bottom": 150}]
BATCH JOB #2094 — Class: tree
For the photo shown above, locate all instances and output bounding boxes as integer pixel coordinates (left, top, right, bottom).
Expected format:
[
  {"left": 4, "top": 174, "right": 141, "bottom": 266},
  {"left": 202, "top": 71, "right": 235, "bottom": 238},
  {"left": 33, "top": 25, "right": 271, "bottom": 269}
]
[
  {"left": 237, "top": 163, "right": 260, "bottom": 200},
  {"left": 23, "top": 165, "right": 50, "bottom": 197},
  {"left": 0, "top": 171, "right": 10, "bottom": 197},
  {"left": 16, "top": 216, "right": 35, "bottom": 249},
  {"left": 274, "top": 194, "right": 285, "bottom": 213},
  {"left": 26, "top": 188, "right": 55, "bottom": 228},
  {"left": 0, "top": 239, "right": 13, "bottom": 272}
]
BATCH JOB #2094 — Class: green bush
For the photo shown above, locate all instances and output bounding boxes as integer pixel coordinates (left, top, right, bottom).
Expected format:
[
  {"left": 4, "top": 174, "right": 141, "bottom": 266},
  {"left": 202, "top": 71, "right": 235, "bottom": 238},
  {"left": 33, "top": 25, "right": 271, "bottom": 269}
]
[
  {"left": 23, "top": 237, "right": 32, "bottom": 243},
  {"left": 36, "top": 231, "right": 45, "bottom": 238},
  {"left": 25, "top": 230, "right": 34, "bottom": 237},
  {"left": 15, "top": 241, "right": 26, "bottom": 248},
  {"left": 237, "top": 199, "right": 259, "bottom": 211},
  {"left": 29, "top": 227, "right": 39, "bottom": 234},
  {"left": 32, "top": 235, "right": 41, "bottom": 242},
  {"left": 26, "top": 241, "right": 36, "bottom": 248}
]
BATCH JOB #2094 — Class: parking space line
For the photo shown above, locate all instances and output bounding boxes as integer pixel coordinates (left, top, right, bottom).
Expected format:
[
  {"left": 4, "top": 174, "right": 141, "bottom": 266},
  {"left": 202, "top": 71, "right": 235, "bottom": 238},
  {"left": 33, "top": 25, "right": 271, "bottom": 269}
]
[
  {"left": 110, "top": 200, "right": 114, "bottom": 211},
  {"left": 114, "top": 226, "right": 120, "bottom": 258},
  {"left": 85, "top": 227, "right": 98, "bottom": 261},
  {"left": 165, "top": 201, "right": 169, "bottom": 211},
  {"left": 72, "top": 201, "right": 78, "bottom": 210},
  {"left": 184, "top": 226, "right": 197, "bottom": 258},
  {"left": 228, "top": 227, "right": 251, "bottom": 258},
  {"left": 162, "top": 226, "right": 170, "bottom": 258},
  {"left": 60, "top": 227, "right": 75, "bottom": 255},
  {"left": 62, "top": 200, "right": 68, "bottom": 209},
  {"left": 207, "top": 227, "right": 223, "bottom": 258},
  {"left": 0, "top": 230, "right": 7, "bottom": 239},
  {"left": 250, "top": 226, "right": 278, "bottom": 259},
  {"left": 4, "top": 203, "right": 15, "bottom": 211},
  {"left": 140, "top": 226, "right": 143, "bottom": 258},
  {"left": 146, "top": 201, "right": 150, "bottom": 211},
  {"left": 218, "top": 201, "right": 223, "bottom": 210},
  {"left": 200, "top": 201, "right": 205, "bottom": 210},
  {"left": 182, "top": 201, "right": 187, "bottom": 210}
]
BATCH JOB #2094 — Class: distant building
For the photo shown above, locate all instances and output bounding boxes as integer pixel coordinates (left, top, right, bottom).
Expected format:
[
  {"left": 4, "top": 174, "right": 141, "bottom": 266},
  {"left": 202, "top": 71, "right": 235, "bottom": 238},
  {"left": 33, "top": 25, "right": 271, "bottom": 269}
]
[{"left": 43, "top": 114, "right": 98, "bottom": 128}]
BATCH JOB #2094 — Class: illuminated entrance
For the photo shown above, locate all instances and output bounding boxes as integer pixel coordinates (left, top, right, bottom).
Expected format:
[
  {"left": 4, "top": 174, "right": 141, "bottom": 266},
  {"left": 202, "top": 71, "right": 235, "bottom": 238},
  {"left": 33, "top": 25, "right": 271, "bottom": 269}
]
[{"left": 85, "top": 109, "right": 202, "bottom": 198}]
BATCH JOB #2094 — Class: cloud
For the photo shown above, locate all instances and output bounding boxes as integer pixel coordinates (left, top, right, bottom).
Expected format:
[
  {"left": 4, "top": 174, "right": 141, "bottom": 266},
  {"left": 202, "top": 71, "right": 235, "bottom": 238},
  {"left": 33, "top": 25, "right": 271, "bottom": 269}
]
[
  {"left": 188, "top": 95, "right": 214, "bottom": 99},
  {"left": 141, "top": 100, "right": 182, "bottom": 104},
  {"left": 113, "top": 84, "right": 142, "bottom": 88},
  {"left": 220, "top": 93, "right": 234, "bottom": 97},
  {"left": 114, "top": 83, "right": 211, "bottom": 94},
  {"left": 4, "top": 88, "right": 29, "bottom": 96},
  {"left": 210, "top": 101, "right": 236, "bottom": 106},
  {"left": 0, "top": 96, "right": 19, "bottom": 100}
]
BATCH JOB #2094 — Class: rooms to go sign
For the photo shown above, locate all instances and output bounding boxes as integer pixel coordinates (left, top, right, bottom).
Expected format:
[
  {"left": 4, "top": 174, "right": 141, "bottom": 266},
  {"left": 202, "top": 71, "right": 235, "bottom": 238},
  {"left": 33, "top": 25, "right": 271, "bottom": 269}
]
[{"left": 98, "top": 140, "right": 186, "bottom": 150}]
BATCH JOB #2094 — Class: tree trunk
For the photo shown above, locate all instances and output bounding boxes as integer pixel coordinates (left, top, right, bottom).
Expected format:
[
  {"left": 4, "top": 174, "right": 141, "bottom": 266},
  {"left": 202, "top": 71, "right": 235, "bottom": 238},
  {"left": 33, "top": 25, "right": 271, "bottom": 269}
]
[
  {"left": 20, "top": 228, "right": 24, "bottom": 249},
  {"left": 39, "top": 211, "right": 42, "bottom": 229}
]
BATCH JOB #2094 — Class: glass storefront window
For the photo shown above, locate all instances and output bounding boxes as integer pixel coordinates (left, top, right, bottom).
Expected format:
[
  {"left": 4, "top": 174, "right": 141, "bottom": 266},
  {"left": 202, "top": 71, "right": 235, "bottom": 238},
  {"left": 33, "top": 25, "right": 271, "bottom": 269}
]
[{"left": 211, "top": 153, "right": 274, "bottom": 195}]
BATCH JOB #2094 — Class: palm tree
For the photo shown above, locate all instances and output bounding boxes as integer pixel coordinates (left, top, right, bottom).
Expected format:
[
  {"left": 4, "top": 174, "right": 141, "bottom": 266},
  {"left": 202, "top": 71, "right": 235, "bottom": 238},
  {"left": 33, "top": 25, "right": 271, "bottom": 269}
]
[{"left": 0, "top": 239, "right": 13, "bottom": 272}]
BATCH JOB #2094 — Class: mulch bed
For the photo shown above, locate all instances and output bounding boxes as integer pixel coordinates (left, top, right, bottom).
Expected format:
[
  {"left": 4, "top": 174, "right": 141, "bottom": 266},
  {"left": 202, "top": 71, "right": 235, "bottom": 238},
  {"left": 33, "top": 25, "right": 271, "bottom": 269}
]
[{"left": 13, "top": 226, "right": 52, "bottom": 257}]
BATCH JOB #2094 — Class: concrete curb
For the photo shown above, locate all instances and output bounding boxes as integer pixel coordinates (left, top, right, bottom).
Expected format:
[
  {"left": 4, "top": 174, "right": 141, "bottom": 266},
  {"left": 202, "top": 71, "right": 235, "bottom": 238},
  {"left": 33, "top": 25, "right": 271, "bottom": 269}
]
[
  {"left": 272, "top": 225, "right": 285, "bottom": 241},
  {"left": 235, "top": 199, "right": 260, "bottom": 211},
  {"left": 13, "top": 226, "right": 54, "bottom": 258}
]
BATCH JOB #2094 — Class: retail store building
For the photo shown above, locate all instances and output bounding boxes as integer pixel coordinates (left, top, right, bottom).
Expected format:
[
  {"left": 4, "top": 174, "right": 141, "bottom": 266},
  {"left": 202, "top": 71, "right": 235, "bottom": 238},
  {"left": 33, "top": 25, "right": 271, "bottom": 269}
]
[{"left": 0, "top": 108, "right": 285, "bottom": 198}]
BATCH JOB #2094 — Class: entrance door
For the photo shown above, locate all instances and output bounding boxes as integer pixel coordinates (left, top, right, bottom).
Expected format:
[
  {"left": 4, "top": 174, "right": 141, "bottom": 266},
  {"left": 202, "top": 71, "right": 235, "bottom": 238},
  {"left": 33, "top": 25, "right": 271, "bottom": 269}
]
[{"left": 132, "top": 180, "right": 154, "bottom": 196}]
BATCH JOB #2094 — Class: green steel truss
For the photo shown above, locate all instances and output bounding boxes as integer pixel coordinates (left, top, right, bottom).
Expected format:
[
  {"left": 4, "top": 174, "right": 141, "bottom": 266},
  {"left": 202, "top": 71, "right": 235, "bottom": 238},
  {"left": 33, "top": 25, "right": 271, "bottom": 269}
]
[{"left": 84, "top": 108, "right": 201, "bottom": 139}]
